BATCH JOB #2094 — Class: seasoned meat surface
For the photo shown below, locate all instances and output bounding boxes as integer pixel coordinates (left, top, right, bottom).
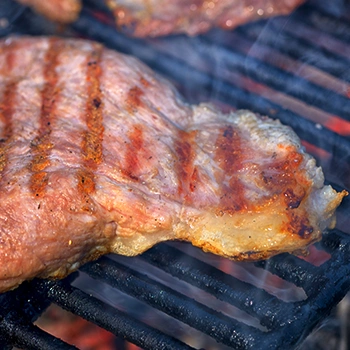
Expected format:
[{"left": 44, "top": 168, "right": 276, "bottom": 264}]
[
  {"left": 0, "top": 36, "right": 346, "bottom": 292},
  {"left": 15, "top": 0, "right": 305, "bottom": 36}
]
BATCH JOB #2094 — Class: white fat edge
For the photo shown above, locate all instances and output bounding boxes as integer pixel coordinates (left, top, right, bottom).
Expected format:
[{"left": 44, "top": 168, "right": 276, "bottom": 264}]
[{"left": 307, "top": 185, "right": 342, "bottom": 231}]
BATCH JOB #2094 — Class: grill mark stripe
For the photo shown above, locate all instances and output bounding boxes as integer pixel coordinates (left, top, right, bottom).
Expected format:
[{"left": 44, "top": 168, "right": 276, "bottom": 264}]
[
  {"left": 2, "top": 42, "right": 16, "bottom": 73},
  {"left": 175, "top": 130, "right": 197, "bottom": 203},
  {"left": 126, "top": 85, "right": 144, "bottom": 114},
  {"left": 214, "top": 125, "right": 246, "bottom": 213},
  {"left": 121, "top": 124, "right": 144, "bottom": 181},
  {"left": 0, "top": 84, "right": 15, "bottom": 176},
  {"left": 79, "top": 47, "right": 104, "bottom": 195},
  {"left": 0, "top": 45, "right": 16, "bottom": 177},
  {"left": 29, "top": 38, "right": 61, "bottom": 196}
]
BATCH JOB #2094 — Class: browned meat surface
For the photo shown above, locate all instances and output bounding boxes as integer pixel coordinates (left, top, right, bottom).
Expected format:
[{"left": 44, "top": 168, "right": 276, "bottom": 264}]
[
  {"left": 16, "top": 0, "right": 81, "bottom": 23},
  {"left": 0, "top": 36, "right": 346, "bottom": 293},
  {"left": 15, "top": 0, "right": 306, "bottom": 36},
  {"left": 107, "top": 0, "right": 306, "bottom": 37}
]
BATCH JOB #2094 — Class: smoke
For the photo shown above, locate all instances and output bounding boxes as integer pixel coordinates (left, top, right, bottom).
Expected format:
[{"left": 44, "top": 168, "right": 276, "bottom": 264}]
[{"left": 0, "top": 0, "right": 26, "bottom": 37}]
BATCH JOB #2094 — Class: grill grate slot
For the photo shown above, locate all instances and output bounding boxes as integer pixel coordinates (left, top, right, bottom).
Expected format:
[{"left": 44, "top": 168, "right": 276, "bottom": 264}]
[
  {"left": 255, "top": 255, "right": 325, "bottom": 296},
  {"left": 192, "top": 36, "right": 350, "bottom": 120},
  {"left": 141, "top": 244, "right": 294, "bottom": 330},
  {"left": 0, "top": 311, "right": 76, "bottom": 350},
  {"left": 235, "top": 21, "right": 350, "bottom": 83},
  {"left": 30, "top": 278, "right": 195, "bottom": 350}
]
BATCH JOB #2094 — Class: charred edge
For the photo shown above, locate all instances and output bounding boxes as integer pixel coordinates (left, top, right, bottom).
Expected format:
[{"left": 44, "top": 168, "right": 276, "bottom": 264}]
[
  {"left": 231, "top": 250, "right": 284, "bottom": 262},
  {"left": 29, "top": 38, "right": 61, "bottom": 196},
  {"left": 215, "top": 125, "right": 246, "bottom": 213},
  {"left": 0, "top": 44, "right": 16, "bottom": 176},
  {"left": 174, "top": 130, "right": 197, "bottom": 202},
  {"left": 284, "top": 187, "right": 306, "bottom": 209},
  {"left": 122, "top": 125, "right": 144, "bottom": 181},
  {"left": 288, "top": 211, "right": 314, "bottom": 239},
  {"left": 298, "top": 220, "right": 314, "bottom": 238}
]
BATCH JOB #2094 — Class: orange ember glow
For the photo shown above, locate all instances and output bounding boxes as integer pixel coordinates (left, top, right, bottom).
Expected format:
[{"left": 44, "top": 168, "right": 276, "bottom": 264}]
[
  {"left": 301, "top": 141, "right": 331, "bottom": 161},
  {"left": 324, "top": 116, "right": 350, "bottom": 136}
]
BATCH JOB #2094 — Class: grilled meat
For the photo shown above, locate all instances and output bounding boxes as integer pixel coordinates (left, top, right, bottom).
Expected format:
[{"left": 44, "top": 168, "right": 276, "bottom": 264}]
[
  {"left": 106, "top": 0, "right": 306, "bottom": 37},
  {"left": 15, "top": 0, "right": 305, "bottom": 36},
  {"left": 0, "top": 36, "right": 346, "bottom": 293}
]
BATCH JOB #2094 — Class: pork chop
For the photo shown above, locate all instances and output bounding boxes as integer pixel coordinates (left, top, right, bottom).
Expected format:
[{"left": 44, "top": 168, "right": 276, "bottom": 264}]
[{"left": 0, "top": 36, "right": 346, "bottom": 292}]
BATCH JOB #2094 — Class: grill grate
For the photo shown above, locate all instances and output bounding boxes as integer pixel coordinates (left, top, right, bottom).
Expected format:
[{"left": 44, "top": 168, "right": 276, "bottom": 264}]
[
  {"left": 1, "top": 0, "right": 350, "bottom": 349},
  {"left": 1, "top": 231, "right": 350, "bottom": 350}
]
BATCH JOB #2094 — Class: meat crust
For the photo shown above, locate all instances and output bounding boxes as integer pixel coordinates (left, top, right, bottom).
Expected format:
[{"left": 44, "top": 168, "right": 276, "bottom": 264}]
[{"left": 0, "top": 36, "right": 346, "bottom": 292}]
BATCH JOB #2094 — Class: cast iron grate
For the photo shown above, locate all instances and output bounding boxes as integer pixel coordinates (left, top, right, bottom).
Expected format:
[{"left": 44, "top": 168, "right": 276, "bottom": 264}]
[
  {"left": 1, "top": 230, "right": 350, "bottom": 350},
  {"left": 0, "top": 0, "right": 349, "bottom": 349}
]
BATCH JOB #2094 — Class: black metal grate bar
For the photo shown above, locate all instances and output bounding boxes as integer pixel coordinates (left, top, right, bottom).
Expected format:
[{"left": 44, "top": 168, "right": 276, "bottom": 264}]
[
  {"left": 319, "top": 229, "right": 346, "bottom": 253},
  {"left": 255, "top": 255, "right": 325, "bottom": 297},
  {"left": 80, "top": 256, "right": 262, "bottom": 349},
  {"left": 61, "top": 229, "right": 350, "bottom": 350},
  {"left": 199, "top": 36, "right": 350, "bottom": 121},
  {"left": 0, "top": 310, "right": 77, "bottom": 350},
  {"left": 141, "top": 244, "right": 294, "bottom": 330},
  {"left": 294, "top": 3, "right": 350, "bottom": 42},
  {"left": 31, "top": 278, "right": 196, "bottom": 350},
  {"left": 235, "top": 21, "right": 350, "bottom": 82},
  {"left": 256, "top": 230, "right": 350, "bottom": 302}
]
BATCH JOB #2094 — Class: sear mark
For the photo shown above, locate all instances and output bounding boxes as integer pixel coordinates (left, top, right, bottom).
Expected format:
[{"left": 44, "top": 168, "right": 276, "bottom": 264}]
[
  {"left": 121, "top": 124, "right": 144, "bottom": 181},
  {"left": 29, "top": 38, "right": 61, "bottom": 196},
  {"left": 174, "top": 129, "right": 197, "bottom": 203},
  {"left": 215, "top": 125, "right": 246, "bottom": 213}
]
